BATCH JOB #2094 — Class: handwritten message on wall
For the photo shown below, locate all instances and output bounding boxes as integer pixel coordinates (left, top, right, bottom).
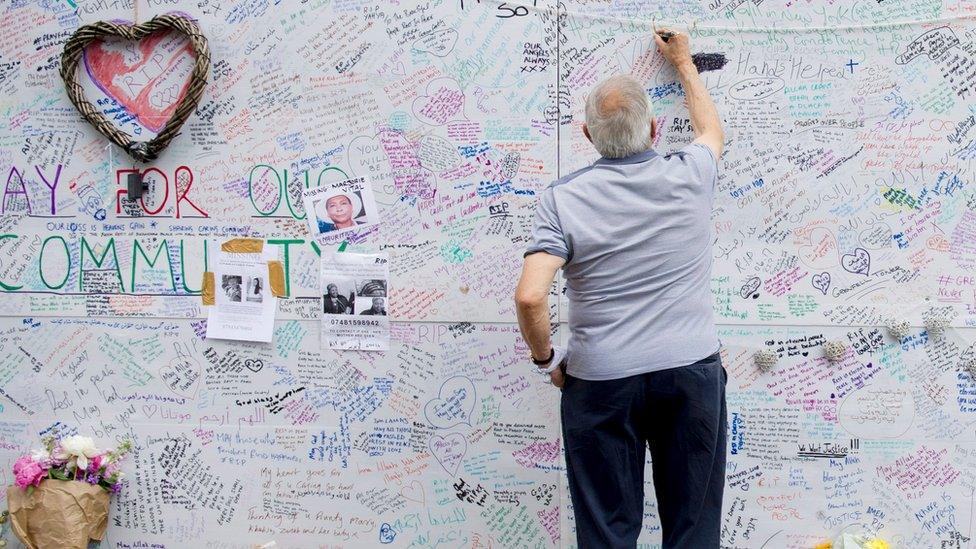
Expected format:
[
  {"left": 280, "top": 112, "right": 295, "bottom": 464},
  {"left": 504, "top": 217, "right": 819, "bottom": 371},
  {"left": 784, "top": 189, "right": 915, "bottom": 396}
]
[{"left": 1, "top": 0, "right": 975, "bottom": 546}]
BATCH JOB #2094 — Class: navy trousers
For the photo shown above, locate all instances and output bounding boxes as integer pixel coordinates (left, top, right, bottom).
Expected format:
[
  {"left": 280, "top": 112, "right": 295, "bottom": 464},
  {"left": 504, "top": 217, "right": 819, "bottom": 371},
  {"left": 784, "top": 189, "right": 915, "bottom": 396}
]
[{"left": 560, "top": 352, "right": 727, "bottom": 548}]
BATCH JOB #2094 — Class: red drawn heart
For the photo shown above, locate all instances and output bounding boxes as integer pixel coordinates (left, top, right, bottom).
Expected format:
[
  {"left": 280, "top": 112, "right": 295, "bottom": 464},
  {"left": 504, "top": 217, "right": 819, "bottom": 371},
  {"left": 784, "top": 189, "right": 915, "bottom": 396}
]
[
  {"left": 82, "top": 31, "right": 197, "bottom": 133},
  {"left": 60, "top": 14, "right": 210, "bottom": 163}
]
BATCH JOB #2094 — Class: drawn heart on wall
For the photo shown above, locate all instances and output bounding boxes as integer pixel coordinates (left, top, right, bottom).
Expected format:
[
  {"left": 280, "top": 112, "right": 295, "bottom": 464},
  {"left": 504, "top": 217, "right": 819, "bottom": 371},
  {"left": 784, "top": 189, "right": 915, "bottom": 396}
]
[
  {"left": 417, "top": 135, "right": 461, "bottom": 173},
  {"left": 858, "top": 223, "right": 892, "bottom": 249},
  {"left": 348, "top": 134, "right": 393, "bottom": 185},
  {"left": 739, "top": 276, "right": 761, "bottom": 299},
  {"left": 412, "top": 28, "right": 459, "bottom": 58},
  {"left": 243, "top": 358, "right": 264, "bottom": 373},
  {"left": 499, "top": 152, "right": 520, "bottom": 180},
  {"left": 797, "top": 227, "right": 839, "bottom": 270},
  {"left": 811, "top": 272, "right": 831, "bottom": 295},
  {"left": 159, "top": 356, "right": 201, "bottom": 399},
  {"left": 399, "top": 480, "right": 425, "bottom": 503},
  {"left": 841, "top": 247, "right": 871, "bottom": 276},
  {"left": 424, "top": 376, "right": 476, "bottom": 429},
  {"left": 60, "top": 14, "right": 210, "bottom": 163},
  {"left": 428, "top": 433, "right": 467, "bottom": 476},
  {"left": 412, "top": 77, "right": 466, "bottom": 126}
]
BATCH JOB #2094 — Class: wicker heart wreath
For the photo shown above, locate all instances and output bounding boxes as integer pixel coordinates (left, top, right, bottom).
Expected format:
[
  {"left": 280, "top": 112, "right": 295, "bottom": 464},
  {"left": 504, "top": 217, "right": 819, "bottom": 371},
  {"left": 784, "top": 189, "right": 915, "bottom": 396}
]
[{"left": 60, "top": 14, "right": 210, "bottom": 163}]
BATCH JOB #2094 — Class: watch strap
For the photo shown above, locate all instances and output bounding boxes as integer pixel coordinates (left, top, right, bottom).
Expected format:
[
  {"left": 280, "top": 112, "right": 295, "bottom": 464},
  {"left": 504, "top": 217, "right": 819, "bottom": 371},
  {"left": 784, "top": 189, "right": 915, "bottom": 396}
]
[
  {"left": 534, "top": 346, "right": 567, "bottom": 375},
  {"left": 531, "top": 347, "right": 554, "bottom": 366}
]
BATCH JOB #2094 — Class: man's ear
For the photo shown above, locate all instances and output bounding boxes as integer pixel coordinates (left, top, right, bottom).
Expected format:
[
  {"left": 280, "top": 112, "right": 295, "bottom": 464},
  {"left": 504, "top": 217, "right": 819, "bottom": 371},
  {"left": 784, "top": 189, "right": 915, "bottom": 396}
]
[
  {"left": 582, "top": 124, "right": 592, "bottom": 143},
  {"left": 650, "top": 117, "right": 657, "bottom": 141}
]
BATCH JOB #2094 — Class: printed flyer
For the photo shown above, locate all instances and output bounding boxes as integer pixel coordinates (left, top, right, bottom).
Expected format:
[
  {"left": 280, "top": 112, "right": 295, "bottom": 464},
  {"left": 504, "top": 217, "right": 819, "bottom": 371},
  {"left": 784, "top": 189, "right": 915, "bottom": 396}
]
[
  {"left": 206, "top": 248, "right": 278, "bottom": 343},
  {"left": 320, "top": 251, "right": 389, "bottom": 351}
]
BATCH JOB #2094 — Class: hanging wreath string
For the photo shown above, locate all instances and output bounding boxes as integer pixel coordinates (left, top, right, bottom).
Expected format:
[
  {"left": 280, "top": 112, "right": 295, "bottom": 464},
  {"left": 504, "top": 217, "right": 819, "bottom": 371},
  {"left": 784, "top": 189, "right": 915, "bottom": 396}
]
[{"left": 60, "top": 14, "right": 211, "bottom": 163}]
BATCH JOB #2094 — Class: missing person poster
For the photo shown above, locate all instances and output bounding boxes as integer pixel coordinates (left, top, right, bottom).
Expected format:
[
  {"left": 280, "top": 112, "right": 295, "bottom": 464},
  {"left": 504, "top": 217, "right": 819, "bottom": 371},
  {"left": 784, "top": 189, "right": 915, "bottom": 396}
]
[
  {"left": 321, "top": 251, "right": 390, "bottom": 351},
  {"left": 302, "top": 176, "right": 379, "bottom": 240},
  {"left": 206, "top": 248, "right": 278, "bottom": 343}
]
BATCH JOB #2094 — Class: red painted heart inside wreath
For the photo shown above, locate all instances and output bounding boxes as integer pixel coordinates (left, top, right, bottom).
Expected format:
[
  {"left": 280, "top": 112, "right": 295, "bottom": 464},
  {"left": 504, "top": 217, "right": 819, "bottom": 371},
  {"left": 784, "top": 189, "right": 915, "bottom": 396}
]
[
  {"left": 82, "top": 30, "right": 196, "bottom": 133},
  {"left": 61, "top": 14, "right": 210, "bottom": 162}
]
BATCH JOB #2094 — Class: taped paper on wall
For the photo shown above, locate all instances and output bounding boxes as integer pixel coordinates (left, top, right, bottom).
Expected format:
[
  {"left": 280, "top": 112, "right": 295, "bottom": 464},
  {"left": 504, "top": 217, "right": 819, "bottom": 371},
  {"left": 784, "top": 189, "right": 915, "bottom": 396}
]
[{"left": 206, "top": 248, "right": 278, "bottom": 343}]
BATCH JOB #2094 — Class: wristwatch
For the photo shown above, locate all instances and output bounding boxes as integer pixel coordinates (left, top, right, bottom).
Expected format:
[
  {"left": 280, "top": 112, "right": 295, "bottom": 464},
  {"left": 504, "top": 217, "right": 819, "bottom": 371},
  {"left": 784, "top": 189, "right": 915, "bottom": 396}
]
[{"left": 531, "top": 348, "right": 554, "bottom": 366}]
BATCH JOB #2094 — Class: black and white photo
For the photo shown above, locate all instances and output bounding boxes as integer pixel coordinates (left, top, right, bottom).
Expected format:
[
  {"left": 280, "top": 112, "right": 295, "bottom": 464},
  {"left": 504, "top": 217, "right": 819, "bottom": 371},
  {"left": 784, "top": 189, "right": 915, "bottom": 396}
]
[
  {"left": 246, "top": 276, "right": 264, "bottom": 303},
  {"left": 356, "top": 279, "right": 387, "bottom": 297},
  {"left": 357, "top": 297, "right": 387, "bottom": 316},
  {"left": 221, "top": 275, "right": 243, "bottom": 302},
  {"left": 323, "top": 280, "right": 356, "bottom": 314}
]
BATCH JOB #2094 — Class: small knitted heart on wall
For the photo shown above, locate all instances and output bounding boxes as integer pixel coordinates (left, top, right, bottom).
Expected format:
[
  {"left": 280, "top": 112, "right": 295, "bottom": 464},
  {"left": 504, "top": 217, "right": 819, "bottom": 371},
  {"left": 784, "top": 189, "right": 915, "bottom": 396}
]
[
  {"left": 822, "top": 340, "right": 849, "bottom": 363},
  {"left": 753, "top": 349, "right": 778, "bottom": 372},
  {"left": 923, "top": 306, "right": 955, "bottom": 336},
  {"left": 885, "top": 319, "right": 912, "bottom": 341},
  {"left": 961, "top": 345, "right": 976, "bottom": 380},
  {"left": 60, "top": 14, "right": 210, "bottom": 163}
]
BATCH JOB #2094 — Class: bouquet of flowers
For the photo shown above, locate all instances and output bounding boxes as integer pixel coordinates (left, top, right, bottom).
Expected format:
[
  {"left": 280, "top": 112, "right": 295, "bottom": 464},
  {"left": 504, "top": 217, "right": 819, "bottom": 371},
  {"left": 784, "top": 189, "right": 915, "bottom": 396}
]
[
  {"left": 6, "top": 435, "right": 133, "bottom": 549},
  {"left": 13, "top": 435, "right": 132, "bottom": 494}
]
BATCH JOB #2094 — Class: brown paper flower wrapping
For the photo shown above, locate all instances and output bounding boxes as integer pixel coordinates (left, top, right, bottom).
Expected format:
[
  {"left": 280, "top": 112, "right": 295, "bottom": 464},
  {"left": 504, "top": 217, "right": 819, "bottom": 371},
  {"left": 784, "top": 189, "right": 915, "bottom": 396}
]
[{"left": 6, "top": 480, "right": 109, "bottom": 549}]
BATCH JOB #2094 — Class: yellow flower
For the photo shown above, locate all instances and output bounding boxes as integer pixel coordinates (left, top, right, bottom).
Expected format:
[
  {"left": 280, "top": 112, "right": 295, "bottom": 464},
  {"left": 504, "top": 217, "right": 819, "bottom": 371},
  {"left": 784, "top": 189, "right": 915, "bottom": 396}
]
[
  {"left": 864, "top": 539, "right": 889, "bottom": 549},
  {"left": 814, "top": 542, "right": 832, "bottom": 549}
]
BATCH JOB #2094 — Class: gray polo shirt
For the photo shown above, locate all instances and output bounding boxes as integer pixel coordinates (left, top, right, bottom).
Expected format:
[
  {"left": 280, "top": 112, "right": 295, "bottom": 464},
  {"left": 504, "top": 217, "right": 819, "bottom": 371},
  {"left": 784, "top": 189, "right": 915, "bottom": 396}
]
[{"left": 526, "top": 143, "right": 720, "bottom": 380}]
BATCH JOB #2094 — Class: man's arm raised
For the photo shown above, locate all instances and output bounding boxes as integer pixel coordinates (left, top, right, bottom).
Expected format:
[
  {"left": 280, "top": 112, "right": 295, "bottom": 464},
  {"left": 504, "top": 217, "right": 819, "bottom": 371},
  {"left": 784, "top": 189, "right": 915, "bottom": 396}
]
[{"left": 654, "top": 30, "right": 724, "bottom": 161}]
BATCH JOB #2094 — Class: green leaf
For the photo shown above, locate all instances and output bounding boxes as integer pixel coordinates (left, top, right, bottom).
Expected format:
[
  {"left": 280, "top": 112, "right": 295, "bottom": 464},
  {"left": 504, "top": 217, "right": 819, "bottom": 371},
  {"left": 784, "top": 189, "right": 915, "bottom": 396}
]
[
  {"left": 25, "top": 486, "right": 34, "bottom": 497},
  {"left": 49, "top": 469, "right": 69, "bottom": 480}
]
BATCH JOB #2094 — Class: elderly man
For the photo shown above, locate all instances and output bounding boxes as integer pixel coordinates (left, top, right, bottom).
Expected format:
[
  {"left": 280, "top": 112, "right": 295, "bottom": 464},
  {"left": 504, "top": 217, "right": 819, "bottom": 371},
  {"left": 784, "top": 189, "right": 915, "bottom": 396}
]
[{"left": 515, "top": 30, "right": 726, "bottom": 548}]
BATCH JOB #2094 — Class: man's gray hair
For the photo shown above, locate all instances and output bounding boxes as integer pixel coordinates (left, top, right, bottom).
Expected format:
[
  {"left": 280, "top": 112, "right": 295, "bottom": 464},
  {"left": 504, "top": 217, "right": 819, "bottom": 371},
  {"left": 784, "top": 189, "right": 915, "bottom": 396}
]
[{"left": 584, "top": 75, "right": 654, "bottom": 159}]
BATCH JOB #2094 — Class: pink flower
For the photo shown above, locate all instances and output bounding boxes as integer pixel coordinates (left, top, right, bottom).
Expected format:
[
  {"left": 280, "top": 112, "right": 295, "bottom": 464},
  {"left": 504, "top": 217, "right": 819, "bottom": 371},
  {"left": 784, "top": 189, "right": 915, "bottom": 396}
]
[
  {"left": 49, "top": 445, "right": 67, "bottom": 466},
  {"left": 89, "top": 454, "right": 103, "bottom": 472},
  {"left": 13, "top": 456, "right": 48, "bottom": 489}
]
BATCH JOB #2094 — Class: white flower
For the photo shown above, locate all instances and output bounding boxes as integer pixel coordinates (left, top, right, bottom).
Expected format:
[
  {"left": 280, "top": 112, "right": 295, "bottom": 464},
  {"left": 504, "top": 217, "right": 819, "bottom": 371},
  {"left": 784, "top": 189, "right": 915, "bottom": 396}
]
[
  {"left": 55, "top": 436, "right": 99, "bottom": 470},
  {"left": 30, "top": 447, "right": 51, "bottom": 462}
]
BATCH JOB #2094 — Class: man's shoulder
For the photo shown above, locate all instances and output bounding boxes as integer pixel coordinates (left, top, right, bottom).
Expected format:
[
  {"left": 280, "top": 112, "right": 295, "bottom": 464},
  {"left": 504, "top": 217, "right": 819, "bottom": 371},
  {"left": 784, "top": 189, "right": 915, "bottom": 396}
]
[
  {"left": 662, "top": 142, "right": 718, "bottom": 170},
  {"left": 661, "top": 142, "right": 719, "bottom": 188},
  {"left": 548, "top": 164, "right": 598, "bottom": 192}
]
